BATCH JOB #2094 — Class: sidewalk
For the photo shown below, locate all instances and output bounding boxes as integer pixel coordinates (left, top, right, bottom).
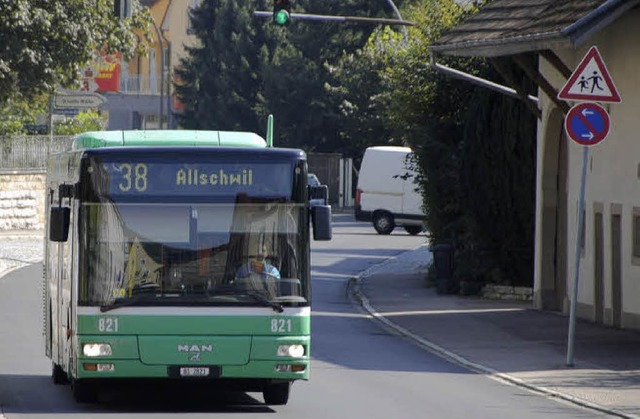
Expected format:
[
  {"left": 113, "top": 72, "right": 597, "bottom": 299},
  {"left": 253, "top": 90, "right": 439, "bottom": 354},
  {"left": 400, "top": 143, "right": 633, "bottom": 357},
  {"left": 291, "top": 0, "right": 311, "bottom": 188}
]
[
  {"left": 0, "top": 230, "right": 43, "bottom": 277},
  {"left": 352, "top": 244, "right": 640, "bottom": 419}
]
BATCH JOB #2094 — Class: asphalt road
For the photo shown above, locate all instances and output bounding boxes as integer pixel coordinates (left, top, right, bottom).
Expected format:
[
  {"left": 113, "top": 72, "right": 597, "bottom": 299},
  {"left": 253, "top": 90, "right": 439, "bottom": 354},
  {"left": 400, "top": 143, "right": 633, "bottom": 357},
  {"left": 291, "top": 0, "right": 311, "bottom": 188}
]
[{"left": 0, "top": 214, "right": 609, "bottom": 418}]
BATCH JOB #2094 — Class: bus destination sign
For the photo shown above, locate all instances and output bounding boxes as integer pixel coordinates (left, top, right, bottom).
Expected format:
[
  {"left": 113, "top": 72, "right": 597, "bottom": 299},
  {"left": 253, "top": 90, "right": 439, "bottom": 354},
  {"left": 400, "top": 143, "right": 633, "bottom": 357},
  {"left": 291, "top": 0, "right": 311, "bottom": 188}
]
[{"left": 94, "top": 160, "right": 293, "bottom": 198}]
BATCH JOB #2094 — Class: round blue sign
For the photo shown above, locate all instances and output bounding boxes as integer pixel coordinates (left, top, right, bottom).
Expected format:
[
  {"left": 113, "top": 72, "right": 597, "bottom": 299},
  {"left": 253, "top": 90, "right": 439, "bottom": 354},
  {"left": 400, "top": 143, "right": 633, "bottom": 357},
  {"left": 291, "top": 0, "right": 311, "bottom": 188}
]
[{"left": 565, "top": 102, "right": 610, "bottom": 146}]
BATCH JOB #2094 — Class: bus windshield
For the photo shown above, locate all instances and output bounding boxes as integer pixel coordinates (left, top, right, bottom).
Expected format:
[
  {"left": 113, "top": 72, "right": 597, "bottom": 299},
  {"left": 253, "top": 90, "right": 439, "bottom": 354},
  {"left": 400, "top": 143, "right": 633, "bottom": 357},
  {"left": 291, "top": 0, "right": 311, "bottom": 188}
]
[{"left": 78, "top": 153, "right": 309, "bottom": 309}]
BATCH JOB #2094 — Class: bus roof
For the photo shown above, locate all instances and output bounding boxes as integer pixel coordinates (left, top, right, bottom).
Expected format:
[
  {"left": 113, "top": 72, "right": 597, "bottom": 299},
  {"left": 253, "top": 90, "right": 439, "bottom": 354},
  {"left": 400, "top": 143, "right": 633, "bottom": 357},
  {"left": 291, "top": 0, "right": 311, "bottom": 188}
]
[{"left": 74, "top": 130, "right": 267, "bottom": 149}]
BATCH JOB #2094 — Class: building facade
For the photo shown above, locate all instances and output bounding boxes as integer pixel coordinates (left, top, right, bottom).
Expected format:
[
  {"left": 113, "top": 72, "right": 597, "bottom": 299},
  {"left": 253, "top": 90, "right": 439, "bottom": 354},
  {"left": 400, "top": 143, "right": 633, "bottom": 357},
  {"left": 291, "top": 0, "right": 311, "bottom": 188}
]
[
  {"left": 432, "top": 1, "right": 640, "bottom": 329},
  {"left": 101, "top": 0, "right": 202, "bottom": 130}
]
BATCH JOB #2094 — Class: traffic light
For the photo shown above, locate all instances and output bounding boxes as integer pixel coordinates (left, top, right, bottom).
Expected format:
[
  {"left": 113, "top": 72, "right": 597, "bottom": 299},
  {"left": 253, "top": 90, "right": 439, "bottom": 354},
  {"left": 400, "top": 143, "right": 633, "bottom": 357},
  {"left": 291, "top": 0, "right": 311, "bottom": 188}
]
[{"left": 273, "top": 0, "right": 291, "bottom": 26}]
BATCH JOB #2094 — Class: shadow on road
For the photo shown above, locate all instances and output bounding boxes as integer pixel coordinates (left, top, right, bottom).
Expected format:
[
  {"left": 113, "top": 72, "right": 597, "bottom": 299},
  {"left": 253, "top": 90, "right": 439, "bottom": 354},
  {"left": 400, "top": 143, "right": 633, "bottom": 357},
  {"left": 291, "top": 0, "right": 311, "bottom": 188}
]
[{"left": 0, "top": 374, "right": 273, "bottom": 414}]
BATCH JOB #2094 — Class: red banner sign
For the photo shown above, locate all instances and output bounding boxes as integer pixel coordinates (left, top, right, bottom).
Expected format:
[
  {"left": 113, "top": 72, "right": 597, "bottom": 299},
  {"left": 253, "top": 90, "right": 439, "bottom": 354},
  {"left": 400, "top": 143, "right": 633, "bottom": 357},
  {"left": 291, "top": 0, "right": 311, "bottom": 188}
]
[{"left": 81, "top": 52, "right": 121, "bottom": 93}]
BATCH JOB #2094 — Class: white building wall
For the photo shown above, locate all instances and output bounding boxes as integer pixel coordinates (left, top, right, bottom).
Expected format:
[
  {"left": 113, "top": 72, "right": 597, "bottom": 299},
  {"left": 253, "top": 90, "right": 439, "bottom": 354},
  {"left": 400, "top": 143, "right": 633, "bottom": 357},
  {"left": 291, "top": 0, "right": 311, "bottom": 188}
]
[{"left": 536, "top": 8, "right": 640, "bottom": 327}]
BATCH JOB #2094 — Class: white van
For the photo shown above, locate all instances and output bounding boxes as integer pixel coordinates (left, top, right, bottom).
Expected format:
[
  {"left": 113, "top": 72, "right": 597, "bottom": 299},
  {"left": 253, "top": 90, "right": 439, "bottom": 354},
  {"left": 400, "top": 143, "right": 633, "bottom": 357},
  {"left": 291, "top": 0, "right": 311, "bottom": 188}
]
[{"left": 355, "top": 146, "right": 425, "bottom": 235}]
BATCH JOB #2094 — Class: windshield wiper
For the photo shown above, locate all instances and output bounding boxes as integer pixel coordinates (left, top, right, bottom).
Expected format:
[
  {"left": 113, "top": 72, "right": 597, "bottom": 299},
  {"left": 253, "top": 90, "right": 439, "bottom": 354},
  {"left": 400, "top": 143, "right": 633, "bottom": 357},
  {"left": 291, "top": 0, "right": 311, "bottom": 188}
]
[
  {"left": 209, "top": 285, "right": 284, "bottom": 313},
  {"left": 241, "top": 292, "right": 284, "bottom": 313},
  {"left": 103, "top": 284, "right": 285, "bottom": 312},
  {"left": 100, "top": 294, "right": 157, "bottom": 312}
]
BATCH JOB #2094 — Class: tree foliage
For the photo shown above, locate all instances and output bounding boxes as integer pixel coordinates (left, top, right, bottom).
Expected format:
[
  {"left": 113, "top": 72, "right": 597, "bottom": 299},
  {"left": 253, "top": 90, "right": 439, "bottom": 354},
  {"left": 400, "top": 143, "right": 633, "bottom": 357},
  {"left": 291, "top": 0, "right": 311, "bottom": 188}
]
[
  {"left": 0, "top": 0, "right": 151, "bottom": 104},
  {"left": 325, "top": 30, "right": 399, "bottom": 165},
  {"left": 459, "top": 64, "right": 536, "bottom": 286},
  {"left": 175, "top": 0, "right": 270, "bottom": 134},
  {"left": 0, "top": 96, "right": 48, "bottom": 135},
  {"left": 369, "top": 0, "right": 484, "bottom": 246},
  {"left": 388, "top": 0, "right": 535, "bottom": 287},
  {"left": 54, "top": 110, "right": 107, "bottom": 135},
  {"left": 175, "top": 0, "right": 404, "bottom": 152}
]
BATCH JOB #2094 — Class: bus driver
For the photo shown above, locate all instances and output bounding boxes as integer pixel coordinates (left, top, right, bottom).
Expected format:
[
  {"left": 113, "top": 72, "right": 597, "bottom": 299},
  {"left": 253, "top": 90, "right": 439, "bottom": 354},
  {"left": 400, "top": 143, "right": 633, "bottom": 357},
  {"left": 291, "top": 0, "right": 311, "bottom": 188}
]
[{"left": 235, "top": 246, "right": 281, "bottom": 280}]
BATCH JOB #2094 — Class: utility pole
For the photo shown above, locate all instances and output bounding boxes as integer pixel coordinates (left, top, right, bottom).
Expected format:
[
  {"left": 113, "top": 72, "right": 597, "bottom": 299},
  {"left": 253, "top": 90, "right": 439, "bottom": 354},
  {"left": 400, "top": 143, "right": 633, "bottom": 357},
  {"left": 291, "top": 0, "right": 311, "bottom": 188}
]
[{"left": 151, "top": 17, "right": 165, "bottom": 129}]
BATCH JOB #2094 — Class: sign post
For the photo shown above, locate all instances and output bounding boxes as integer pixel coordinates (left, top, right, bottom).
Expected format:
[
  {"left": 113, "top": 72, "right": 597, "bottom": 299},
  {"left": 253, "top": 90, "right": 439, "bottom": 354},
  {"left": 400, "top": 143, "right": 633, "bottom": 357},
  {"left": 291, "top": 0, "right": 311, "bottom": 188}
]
[{"left": 558, "top": 46, "right": 620, "bottom": 367}]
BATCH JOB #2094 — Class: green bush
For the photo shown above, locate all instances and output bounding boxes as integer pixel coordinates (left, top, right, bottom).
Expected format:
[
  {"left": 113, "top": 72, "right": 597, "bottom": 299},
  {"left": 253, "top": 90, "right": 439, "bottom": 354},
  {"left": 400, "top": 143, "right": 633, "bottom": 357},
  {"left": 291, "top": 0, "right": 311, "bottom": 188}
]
[{"left": 54, "top": 110, "right": 106, "bottom": 135}]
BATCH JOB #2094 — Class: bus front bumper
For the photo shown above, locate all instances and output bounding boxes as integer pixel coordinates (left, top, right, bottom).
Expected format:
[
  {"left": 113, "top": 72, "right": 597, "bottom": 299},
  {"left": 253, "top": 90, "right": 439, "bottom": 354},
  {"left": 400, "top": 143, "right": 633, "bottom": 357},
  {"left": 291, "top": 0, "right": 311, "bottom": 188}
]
[{"left": 76, "top": 359, "right": 309, "bottom": 381}]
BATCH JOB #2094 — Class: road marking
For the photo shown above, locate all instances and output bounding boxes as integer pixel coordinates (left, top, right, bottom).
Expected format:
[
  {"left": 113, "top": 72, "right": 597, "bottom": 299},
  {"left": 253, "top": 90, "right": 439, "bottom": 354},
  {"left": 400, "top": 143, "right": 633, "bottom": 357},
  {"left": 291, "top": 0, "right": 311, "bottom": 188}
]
[{"left": 312, "top": 310, "right": 372, "bottom": 319}]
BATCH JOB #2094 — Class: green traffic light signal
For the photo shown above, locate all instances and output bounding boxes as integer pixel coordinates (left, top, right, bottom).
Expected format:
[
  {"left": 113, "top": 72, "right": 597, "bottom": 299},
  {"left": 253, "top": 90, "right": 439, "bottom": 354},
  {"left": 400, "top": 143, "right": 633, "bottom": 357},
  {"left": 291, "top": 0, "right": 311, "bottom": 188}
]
[
  {"left": 273, "top": 0, "right": 291, "bottom": 26},
  {"left": 274, "top": 9, "right": 290, "bottom": 25}
]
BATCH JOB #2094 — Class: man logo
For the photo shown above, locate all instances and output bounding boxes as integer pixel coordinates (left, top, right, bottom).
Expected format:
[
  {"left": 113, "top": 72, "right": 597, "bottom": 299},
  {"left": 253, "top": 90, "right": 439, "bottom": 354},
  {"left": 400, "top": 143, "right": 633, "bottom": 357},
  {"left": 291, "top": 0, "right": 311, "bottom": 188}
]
[{"left": 178, "top": 344, "right": 213, "bottom": 353}]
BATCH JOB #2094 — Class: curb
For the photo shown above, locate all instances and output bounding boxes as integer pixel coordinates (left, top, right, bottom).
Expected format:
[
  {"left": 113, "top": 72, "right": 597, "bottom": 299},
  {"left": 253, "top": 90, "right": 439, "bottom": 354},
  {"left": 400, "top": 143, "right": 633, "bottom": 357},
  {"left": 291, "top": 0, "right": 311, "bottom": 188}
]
[
  {"left": 0, "top": 263, "right": 29, "bottom": 280},
  {"left": 349, "top": 266, "right": 635, "bottom": 419}
]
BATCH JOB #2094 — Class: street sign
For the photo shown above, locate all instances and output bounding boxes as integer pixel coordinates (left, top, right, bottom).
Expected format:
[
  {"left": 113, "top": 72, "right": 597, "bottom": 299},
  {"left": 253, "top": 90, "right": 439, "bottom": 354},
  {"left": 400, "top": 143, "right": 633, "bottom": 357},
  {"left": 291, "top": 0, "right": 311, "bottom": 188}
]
[
  {"left": 52, "top": 108, "right": 80, "bottom": 117},
  {"left": 558, "top": 46, "right": 621, "bottom": 103},
  {"left": 565, "top": 102, "right": 610, "bottom": 146},
  {"left": 54, "top": 92, "right": 106, "bottom": 109}
]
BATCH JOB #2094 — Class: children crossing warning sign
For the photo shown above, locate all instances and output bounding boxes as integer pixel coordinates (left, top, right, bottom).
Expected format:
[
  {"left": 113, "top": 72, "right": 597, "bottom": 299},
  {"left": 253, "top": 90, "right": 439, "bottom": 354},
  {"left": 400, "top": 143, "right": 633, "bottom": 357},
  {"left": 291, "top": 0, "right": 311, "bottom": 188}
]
[{"left": 558, "top": 46, "right": 621, "bottom": 103}]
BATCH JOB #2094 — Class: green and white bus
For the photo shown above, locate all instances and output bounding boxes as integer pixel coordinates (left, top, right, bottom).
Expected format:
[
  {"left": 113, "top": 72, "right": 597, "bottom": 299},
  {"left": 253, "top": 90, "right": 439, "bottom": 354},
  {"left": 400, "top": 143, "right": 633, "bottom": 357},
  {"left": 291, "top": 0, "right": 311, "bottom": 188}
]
[{"left": 43, "top": 130, "right": 332, "bottom": 405}]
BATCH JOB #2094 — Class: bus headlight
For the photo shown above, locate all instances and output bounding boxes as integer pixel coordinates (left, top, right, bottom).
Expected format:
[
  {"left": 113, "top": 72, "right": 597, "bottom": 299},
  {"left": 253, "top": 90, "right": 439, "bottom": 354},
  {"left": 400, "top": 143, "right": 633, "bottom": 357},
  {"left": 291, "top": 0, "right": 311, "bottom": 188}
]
[
  {"left": 83, "top": 343, "right": 112, "bottom": 357},
  {"left": 277, "top": 344, "right": 305, "bottom": 358}
]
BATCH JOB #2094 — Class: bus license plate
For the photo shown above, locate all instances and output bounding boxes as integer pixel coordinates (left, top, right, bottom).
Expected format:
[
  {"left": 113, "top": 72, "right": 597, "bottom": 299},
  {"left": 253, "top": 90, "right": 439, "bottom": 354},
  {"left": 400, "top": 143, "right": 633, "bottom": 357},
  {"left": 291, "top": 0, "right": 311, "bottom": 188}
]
[{"left": 180, "top": 367, "right": 210, "bottom": 377}]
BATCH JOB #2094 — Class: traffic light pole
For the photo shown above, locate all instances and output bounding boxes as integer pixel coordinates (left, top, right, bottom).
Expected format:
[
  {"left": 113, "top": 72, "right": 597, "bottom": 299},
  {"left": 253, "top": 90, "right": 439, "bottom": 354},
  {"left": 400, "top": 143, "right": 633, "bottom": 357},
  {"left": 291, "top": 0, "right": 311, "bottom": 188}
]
[{"left": 253, "top": 11, "right": 414, "bottom": 26}]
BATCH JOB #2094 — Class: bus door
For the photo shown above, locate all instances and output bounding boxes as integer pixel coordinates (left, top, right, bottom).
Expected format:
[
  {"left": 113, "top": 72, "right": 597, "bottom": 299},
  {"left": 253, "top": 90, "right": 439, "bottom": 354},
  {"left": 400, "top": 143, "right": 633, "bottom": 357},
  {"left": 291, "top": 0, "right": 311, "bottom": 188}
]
[
  {"left": 55, "top": 191, "right": 76, "bottom": 374},
  {"left": 47, "top": 185, "right": 66, "bottom": 369},
  {"left": 69, "top": 199, "right": 81, "bottom": 375}
]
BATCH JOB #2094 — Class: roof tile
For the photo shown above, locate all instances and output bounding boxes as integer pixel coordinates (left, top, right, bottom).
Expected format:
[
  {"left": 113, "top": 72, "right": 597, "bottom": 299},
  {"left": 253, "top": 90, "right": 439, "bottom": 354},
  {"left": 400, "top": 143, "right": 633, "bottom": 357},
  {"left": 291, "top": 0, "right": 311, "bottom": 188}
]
[{"left": 435, "top": 0, "right": 605, "bottom": 46}]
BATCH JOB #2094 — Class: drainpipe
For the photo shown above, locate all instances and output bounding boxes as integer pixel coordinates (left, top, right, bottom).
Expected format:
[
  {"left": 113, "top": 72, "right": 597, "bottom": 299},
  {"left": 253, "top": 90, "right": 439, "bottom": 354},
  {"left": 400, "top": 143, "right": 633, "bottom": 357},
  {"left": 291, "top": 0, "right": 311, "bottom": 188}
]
[{"left": 429, "top": 53, "right": 539, "bottom": 107}]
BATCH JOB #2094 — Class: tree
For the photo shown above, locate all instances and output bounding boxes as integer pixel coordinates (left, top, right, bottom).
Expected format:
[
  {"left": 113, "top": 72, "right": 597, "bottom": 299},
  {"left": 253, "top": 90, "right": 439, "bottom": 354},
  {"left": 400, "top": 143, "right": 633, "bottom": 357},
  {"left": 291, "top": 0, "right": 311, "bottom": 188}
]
[
  {"left": 175, "top": 0, "right": 268, "bottom": 133},
  {"left": 0, "top": 0, "right": 151, "bottom": 104},
  {"left": 270, "top": 0, "right": 402, "bottom": 152},
  {"left": 326, "top": 28, "right": 400, "bottom": 163},
  {"left": 459, "top": 64, "right": 536, "bottom": 286},
  {"left": 175, "top": 0, "right": 404, "bottom": 151},
  {"left": 0, "top": 96, "right": 48, "bottom": 135},
  {"left": 384, "top": 0, "right": 536, "bottom": 287},
  {"left": 54, "top": 110, "right": 107, "bottom": 135},
  {"left": 336, "top": 0, "right": 482, "bottom": 241}
]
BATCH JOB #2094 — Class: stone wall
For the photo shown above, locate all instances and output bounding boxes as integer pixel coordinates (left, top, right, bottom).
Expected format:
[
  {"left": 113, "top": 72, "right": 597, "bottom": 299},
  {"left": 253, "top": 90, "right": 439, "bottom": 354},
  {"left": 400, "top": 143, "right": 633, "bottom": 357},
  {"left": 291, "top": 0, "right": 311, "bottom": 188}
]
[{"left": 0, "top": 171, "right": 46, "bottom": 231}]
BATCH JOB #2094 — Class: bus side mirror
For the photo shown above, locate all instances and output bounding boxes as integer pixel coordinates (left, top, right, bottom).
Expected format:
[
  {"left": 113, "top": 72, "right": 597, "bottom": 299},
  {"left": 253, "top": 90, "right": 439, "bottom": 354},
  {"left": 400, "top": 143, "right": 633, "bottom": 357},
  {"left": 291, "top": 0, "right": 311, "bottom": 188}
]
[
  {"left": 312, "top": 205, "right": 332, "bottom": 241},
  {"left": 50, "top": 207, "right": 70, "bottom": 242}
]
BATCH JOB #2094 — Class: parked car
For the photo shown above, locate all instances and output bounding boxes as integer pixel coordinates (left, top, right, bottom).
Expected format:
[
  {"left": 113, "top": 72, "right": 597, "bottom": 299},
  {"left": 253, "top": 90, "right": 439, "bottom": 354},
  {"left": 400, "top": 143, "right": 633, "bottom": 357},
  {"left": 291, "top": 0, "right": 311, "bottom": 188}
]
[
  {"left": 308, "top": 173, "right": 327, "bottom": 208},
  {"left": 355, "top": 146, "right": 425, "bottom": 235}
]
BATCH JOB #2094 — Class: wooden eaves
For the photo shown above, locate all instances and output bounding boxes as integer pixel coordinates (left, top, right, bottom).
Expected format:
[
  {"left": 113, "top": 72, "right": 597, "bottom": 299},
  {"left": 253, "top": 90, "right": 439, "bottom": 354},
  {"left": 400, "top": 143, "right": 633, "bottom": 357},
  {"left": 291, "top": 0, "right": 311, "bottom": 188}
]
[{"left": 429, "top": 0, "right": 640, "bottom": 117}]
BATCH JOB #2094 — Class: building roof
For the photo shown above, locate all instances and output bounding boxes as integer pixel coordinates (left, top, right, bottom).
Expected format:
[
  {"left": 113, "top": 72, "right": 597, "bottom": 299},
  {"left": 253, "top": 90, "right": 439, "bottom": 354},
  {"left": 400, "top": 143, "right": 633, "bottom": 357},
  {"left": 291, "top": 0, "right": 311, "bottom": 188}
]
[{"left": 431, "top": 0, "right": 640, "bottom": 57}]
